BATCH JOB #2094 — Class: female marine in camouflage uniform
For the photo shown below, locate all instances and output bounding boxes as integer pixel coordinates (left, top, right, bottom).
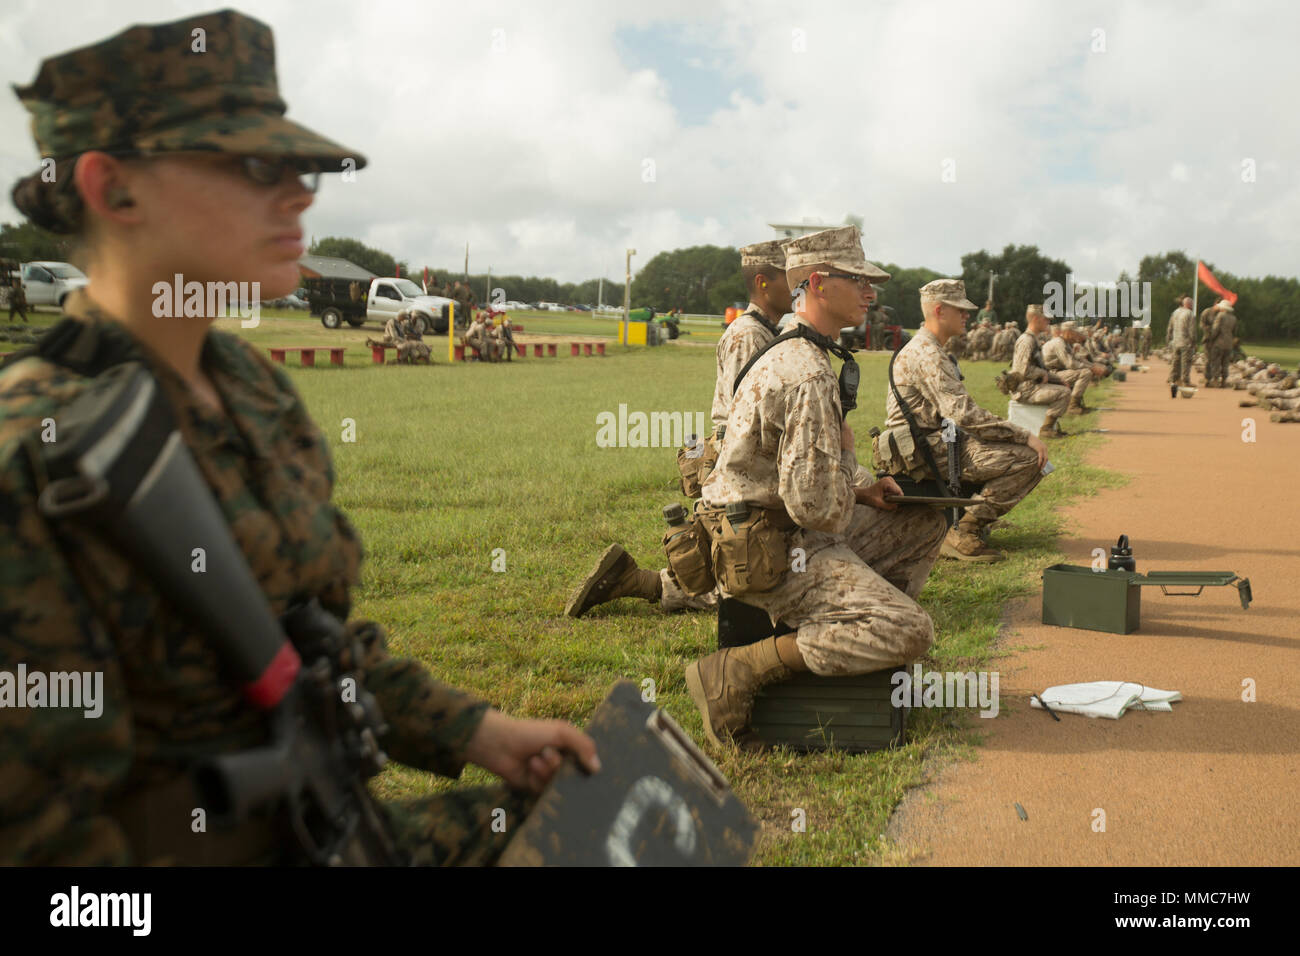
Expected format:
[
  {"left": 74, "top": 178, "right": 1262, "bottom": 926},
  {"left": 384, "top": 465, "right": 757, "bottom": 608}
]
[{"left": 0, "top": 10, "right": 595, "bottom": 866}]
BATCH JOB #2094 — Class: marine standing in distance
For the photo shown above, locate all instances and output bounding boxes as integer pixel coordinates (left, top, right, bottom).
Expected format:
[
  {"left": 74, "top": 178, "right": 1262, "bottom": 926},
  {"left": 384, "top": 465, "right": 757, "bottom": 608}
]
[
  {"left": 1166, "top": 296, "right": 1195, "bottom": 396},
  {"left": 1204, "top": 300, "right": 1238, "bottom": 388}
]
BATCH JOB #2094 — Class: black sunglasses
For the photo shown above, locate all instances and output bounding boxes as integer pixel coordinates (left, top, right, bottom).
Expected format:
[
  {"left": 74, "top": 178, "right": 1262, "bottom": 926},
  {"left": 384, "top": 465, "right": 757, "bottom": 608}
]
[
  {"left": 823, "top": 272, "right": 872, "bottom": 290},
  {"left": 71, "top": 150, "right": 323, "bottom": 193}
]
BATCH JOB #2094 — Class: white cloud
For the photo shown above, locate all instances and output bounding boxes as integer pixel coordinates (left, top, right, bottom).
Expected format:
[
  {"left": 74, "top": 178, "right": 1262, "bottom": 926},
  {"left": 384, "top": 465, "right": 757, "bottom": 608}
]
[{"left": 3, "top": 0, "right": 1298, "bottom": 284}]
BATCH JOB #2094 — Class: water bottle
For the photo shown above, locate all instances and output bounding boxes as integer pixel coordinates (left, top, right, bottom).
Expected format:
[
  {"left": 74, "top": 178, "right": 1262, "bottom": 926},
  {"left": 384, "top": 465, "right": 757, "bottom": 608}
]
[
  {"left": 663, "top": 503, "right": 687, "bottom": 527},
  {"left": 1108, "top": 534, "right": 1136, "bottom": 572},
  {"left": 725, "top": 501, "right": 750, "bottom": 525}
]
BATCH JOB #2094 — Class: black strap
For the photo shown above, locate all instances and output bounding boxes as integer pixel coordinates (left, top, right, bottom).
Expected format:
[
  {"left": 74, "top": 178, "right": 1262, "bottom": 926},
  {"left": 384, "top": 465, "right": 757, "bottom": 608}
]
[
  {"left": 887, "top": 343, "right": 957, "bottom": 499},
  {"left": 740, "top": 308, "right": 781, "bottom": 338},
  {"left": 731, "top": 323, "right": 859, "bottom": 419}
]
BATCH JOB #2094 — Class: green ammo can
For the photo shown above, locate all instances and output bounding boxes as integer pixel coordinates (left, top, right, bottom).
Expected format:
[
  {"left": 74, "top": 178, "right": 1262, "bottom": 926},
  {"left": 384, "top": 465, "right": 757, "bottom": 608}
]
[
  {"left": 1041, "top": 564, "right": 1142, "bottom": 634},
  {"left": 749, "top": 669, "right": 907, "bottom": 754},
  {"left": 717, "top": 597, "right": 907, "bottom": 753}
]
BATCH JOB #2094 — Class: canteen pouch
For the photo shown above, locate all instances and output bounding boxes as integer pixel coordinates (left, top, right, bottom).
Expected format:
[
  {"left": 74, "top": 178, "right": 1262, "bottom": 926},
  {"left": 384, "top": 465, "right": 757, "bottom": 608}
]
[
  {"left": 708, "top": 506, "right": 794, "bottom": 597},
  {"left": 871, "top": 424, "right": 931, "bottom": 481},
  {"left": 662, "top": 508, "right": 716, "bottom": 596},
  {"left": 677, "top": 431, "right": 720, "bottom": 498}
]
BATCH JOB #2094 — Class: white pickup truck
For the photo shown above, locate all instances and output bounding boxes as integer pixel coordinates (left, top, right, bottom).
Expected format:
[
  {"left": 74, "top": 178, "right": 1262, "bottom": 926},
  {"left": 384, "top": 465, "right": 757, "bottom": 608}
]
[
  {"left": 305, "top": 276, "right": 457, "bottom": 333},
  {"left": 20, "top": 261, "right": 89, "bottom": 308}
]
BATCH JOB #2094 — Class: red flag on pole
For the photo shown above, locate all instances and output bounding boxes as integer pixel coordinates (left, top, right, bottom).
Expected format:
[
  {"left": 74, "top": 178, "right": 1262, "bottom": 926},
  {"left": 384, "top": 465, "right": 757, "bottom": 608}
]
[{"left": 1197, "top": 261, "right": 1237, "bottom": 305}]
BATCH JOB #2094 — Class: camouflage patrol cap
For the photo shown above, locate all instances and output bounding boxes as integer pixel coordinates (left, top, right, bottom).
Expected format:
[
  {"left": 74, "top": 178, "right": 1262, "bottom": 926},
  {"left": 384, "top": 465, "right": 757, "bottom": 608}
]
[
  {"left": 1060, "top": 320, "right": 1077, "bottom": 331},
  {"left": 784, "top": 225, "right": 890, "bottom": 287},
  {"left": 1026, "top": 304, "right": 1045, "bottom": 317},
  {"left": 739, "top": 239, "right": 790, "bottom": 272},
  {"left": 919, "top": 278, "right": 977, "bottom": 310},
  {"left": 15, "top": 9, "right": 366, "bottom": 168}
]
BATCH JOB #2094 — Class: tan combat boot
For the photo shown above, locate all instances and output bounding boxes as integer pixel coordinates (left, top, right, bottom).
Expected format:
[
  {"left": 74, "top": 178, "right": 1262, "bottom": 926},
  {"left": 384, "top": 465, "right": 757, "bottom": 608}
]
[
  {"left": 940, "top": 516, "right": 1004, "bottom": 563},
  {"left": 1038, "top": 419, "right": 1069, "bottom": 440},
  {"left": 564, "top": 544, "right": 662, "bottom": 618},
  {"left": 685, "top": 638, "right": 792, "bottom": 748},
  {"left": 1067, "top": 400, "right": 1092, "bottom": 415}
]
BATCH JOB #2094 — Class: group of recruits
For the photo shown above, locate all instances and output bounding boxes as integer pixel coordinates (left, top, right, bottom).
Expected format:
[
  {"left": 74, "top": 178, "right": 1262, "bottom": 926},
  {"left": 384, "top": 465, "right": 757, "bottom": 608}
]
[
  {"left": 372, "top": 308, "right": 516, "bottom": 364},
  {"left": 564, "top": 227, "right": 1084, "bottom": 750}
]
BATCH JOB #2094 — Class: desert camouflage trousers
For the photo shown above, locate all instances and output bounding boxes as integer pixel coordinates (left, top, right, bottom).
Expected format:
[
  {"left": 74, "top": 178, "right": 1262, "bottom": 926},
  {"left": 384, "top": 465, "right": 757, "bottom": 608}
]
[
  {"left": 925, "top": 437, "right": 1044, "bottom": 526},
  {"left": 1016, "top": 381, "right": 1070, "bottom": 424},
  {"left": 1056, "top": 367, "right": 1093, "bottom": 405},
  {"left": 396, "top": 341, "right": 432, "bottom": 363},
  {"left": 1168, "top": 345, "right": 1194, "bottom": 384},
  {"left": 1263, "top": 396, "right": 1300, "bottom": 411},
  {"left": 659, "top": 568, "right": 719, "bottom": 612},
  {"left": 657, "top": 465, "right": 883, "bottom": 614},
  {"left": 736, "top": 503, "right": 946, "bottom": 677},
  {"left": 1206, "top": 346, "right": 1232, "bottom": 384},
  {"left": 381, "top": 785, "right": 535, "bottom": 866}
]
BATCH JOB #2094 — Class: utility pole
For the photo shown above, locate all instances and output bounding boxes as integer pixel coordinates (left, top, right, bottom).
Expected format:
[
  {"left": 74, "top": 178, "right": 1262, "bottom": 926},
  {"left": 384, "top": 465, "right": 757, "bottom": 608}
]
[
  {"left": 623, "top": 248, "right": 635, "bottom": 346},
  {"left": 987, "top": 271, "right": 998, "bottom": 306}
]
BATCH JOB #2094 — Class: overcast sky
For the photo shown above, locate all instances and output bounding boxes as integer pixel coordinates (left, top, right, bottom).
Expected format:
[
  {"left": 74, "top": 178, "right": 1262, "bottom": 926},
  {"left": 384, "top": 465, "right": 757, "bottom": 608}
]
[{"left": 4, "top": 0, "right": 1297, "bottom": 287}]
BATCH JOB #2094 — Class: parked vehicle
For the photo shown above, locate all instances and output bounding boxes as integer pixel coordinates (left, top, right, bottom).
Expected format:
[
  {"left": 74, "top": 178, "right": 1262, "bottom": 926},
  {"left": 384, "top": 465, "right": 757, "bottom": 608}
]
[
  {"left": 20, "top": 261, "right": 89, "bottom": 307},
  {"left": 304, "top": 274, "right": 454, "bottom": 332},
  {"left": 269, "top": 293, "right": 308, "bottom": 310}
]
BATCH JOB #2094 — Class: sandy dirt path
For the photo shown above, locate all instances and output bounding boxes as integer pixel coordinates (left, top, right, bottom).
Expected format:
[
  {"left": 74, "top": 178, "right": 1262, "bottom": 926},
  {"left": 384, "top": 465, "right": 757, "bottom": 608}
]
[{"left": 888, "top": 359, "right": 1300, "bottom": 865}]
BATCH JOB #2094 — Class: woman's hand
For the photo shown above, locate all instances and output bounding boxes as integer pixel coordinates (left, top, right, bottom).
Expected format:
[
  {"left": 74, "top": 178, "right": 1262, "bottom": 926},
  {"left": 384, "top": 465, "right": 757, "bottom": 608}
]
[{"left": 463, "top": 709, "right": 601, "bottom": 792}]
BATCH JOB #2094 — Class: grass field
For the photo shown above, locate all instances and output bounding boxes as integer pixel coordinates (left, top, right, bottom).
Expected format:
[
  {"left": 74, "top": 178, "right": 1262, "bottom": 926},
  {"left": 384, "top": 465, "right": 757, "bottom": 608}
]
[
  {"left": 194, "top": 310, "right": 1120, "bottom": 866},
  {"left": 0, "top": 304, "right": 1163, "bottom": 864}
]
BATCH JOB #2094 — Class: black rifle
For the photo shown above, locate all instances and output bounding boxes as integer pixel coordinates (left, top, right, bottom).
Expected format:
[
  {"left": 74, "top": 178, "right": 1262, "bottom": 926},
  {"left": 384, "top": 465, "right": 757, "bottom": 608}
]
[{"left": 38, "top": 362, "right": 405, "bottom": 866}]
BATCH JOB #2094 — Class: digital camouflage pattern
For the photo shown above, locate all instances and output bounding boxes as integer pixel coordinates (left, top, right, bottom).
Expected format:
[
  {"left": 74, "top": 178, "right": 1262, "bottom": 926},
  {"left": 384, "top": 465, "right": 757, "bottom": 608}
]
[
  {"left": 14, "top": 9, "right": 365, "bottom": 169},
  {"left": 1042, "top": 336, "right": 1094, "bottom": 406},
  {"left": 1166, "top": 306, "right": 1195, "bottom": 385},
  {"left": 783, "top": 226, "right": 889, "bottom": 286},
  {"left": 384, "top": 312, "right": 432, "bottom": 364},
  {"left": 703, "top": 317, "right": 944, "bottom": 676},
  {"left": 886, "top": 327, "right": 1032, "bottom": 446},
  {"left": 1206, "top": 305, "right": 1238, "bottom": 385},
  {"left": 704, "top": 319, "right": 857, "bottom": 530},
  {"left": 1010, "top": 330, "right": 1070, "bottom": 424},
  {"left": 710, "top": 303, "right": 779, "bottom": 428},
  {"left": 0, "top": 297, "right": 508, "bottom": 865},
  {"left": 883, "top": 327, "right": 1040, "bottom": 527}
]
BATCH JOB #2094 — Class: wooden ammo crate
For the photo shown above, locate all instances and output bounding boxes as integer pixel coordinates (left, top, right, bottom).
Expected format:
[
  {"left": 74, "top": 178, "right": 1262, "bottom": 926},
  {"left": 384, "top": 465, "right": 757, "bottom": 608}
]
[{"left": 749, "top": 669, "right": 907, "bottom": 754}]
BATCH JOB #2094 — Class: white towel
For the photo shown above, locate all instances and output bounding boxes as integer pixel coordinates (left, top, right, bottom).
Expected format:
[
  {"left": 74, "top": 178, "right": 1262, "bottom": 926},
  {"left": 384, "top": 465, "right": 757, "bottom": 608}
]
[{"left": 1031, "top": 681, "right": 1182, "bottom": 719}]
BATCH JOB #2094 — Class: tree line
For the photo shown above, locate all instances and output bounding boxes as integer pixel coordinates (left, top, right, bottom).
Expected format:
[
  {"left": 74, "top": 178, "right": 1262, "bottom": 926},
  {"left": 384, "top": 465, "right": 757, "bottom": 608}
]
[{"left": 4, "top": 221, "right": 1296, "bottom": 340}]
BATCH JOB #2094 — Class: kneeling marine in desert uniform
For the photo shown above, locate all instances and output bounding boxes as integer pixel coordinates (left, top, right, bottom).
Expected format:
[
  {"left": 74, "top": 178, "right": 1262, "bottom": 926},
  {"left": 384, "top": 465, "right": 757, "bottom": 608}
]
[
  {"left": 877, "top": 279, "right": 1050, "bottom": 564},
  {"left": 682, "top": 226, "right": 947, "bottom": 750},
  {"left": 564, "top": 239, "right": 794, "bottom": 619},
  {"left": 1003, "top": 304, "right": 1072, "bottom": 439}
]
